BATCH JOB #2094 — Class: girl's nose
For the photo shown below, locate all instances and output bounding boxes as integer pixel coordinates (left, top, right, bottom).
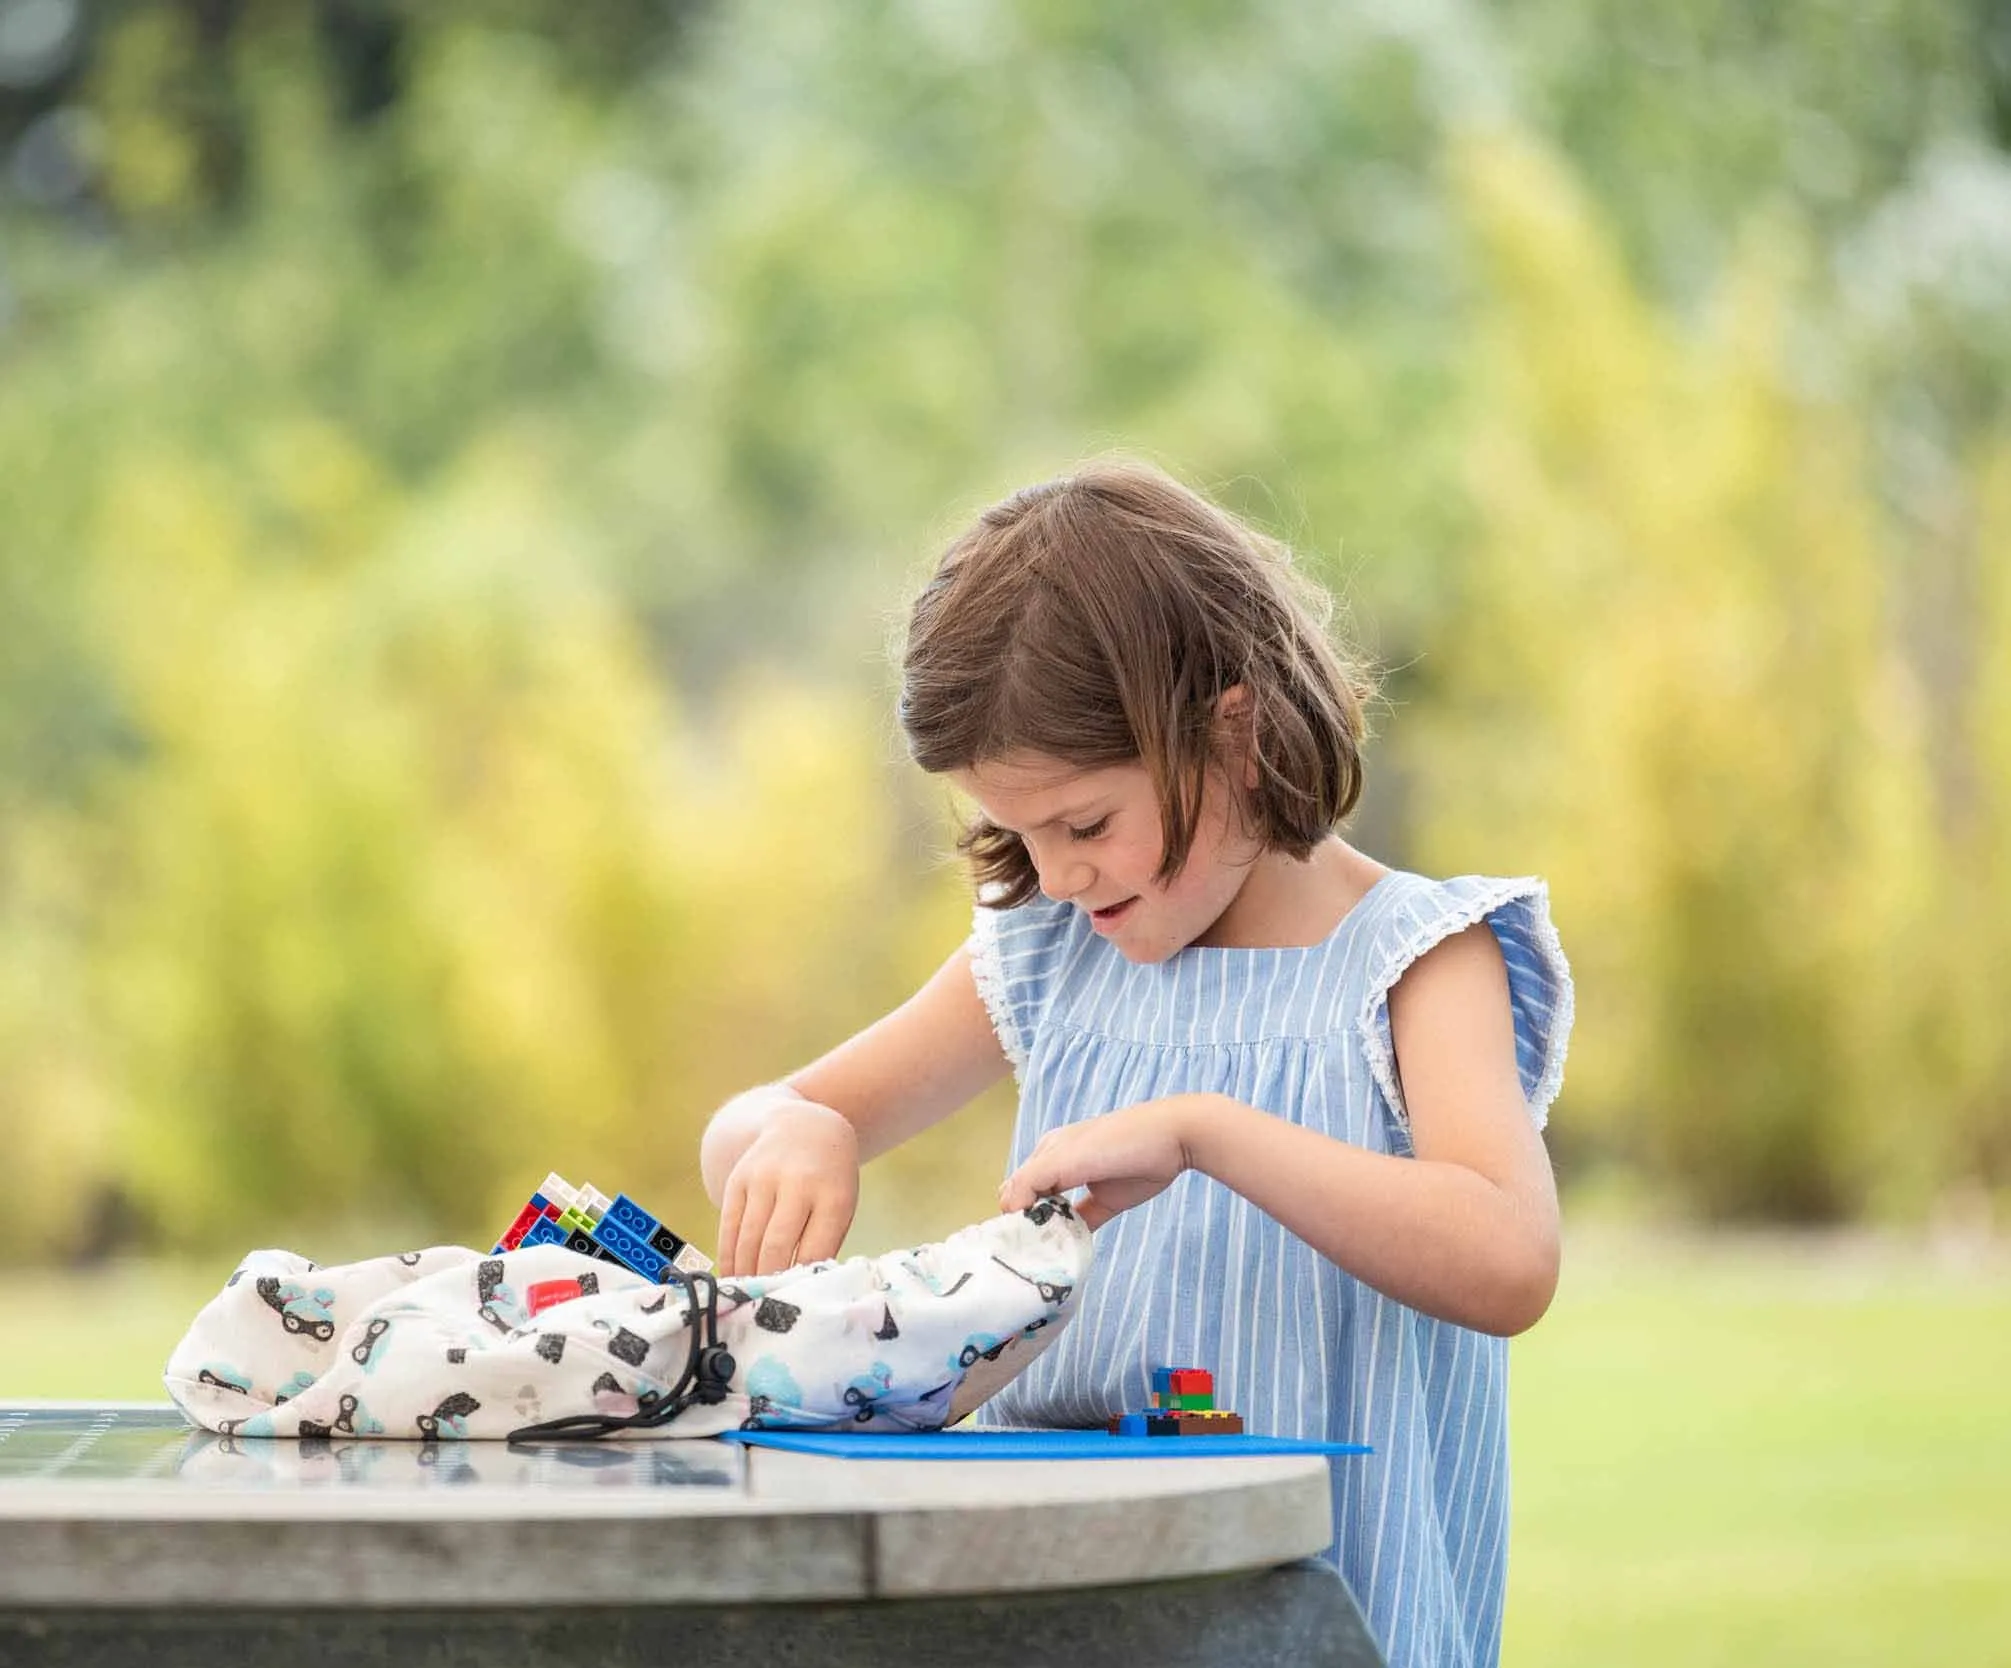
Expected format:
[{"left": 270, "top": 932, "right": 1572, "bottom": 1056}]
[{"left": 1032, "top": 845, "right": 1092, "bottom": 904}]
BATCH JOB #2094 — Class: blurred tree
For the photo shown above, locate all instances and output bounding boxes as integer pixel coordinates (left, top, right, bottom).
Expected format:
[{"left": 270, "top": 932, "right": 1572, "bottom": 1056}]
[
  {"left": 5, "top": 427, "right": 979, "bottom": 1254},
  {"left": 2, "top": 1, "right": 2008, "bottom": 1251},
  {"left": 1418, "top": 134, "right": 2009, "bottom": 1221}
]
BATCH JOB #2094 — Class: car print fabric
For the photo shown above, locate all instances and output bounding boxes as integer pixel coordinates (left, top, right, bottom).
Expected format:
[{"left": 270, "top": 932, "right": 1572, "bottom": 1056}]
[{"left": 164, "top": 1199, "right": 1093, "bottom": 1441}]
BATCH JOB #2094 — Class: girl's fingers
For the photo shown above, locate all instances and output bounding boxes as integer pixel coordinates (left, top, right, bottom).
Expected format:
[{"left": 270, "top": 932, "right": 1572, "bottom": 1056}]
[
  {"left": 756, "top": 1190, "right": 813, "bottom": 1276},
  {"left": 1003, "top": 1128, "right": 1063, "bottom": 1194},
  {"left": 797, "top": 1198, "right": 848, "bottom": 1265},
  {"left": 727, "top": 1180, "right": 777, "bottom": 1278},
  {"left": 716, "top": 1176, "right": 748, "bottom": 1276},
  {"left": 1002, "top": 1144, "right": 1081, "bottom": 1211}
]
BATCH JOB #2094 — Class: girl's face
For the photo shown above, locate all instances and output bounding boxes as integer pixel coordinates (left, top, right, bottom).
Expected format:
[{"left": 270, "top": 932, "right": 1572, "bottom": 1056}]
[{"left": 951, "top": 751, "right": 1262, "bottom": 964}]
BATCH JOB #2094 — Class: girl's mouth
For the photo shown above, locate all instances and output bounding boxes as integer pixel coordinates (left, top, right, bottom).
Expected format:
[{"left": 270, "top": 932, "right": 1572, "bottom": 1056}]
[{"left": 1090, "top": 898, "right": 1136, "bottom": 931}]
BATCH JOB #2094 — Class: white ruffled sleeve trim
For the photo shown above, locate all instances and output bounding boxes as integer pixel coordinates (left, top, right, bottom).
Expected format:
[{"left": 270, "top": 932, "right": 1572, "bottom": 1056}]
[
  {"left": 967, "top": 901, "right": 1029, "bottom": 1086},
  {"left": 1355, "top": 875, "right": 1574, "bottom": 1145}
]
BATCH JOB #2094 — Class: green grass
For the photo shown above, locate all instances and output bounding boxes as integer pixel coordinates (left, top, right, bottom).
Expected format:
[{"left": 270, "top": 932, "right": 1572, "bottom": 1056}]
[
  {"left": 1505, "top": 1231, "right": 2011, "bottom": 1667},
  {"left": 3, "top": 1232, "right": 2006, "bottom": 1665},
  {"left": 0, "top": 1259, "right": 230, "bottom": 1399}
]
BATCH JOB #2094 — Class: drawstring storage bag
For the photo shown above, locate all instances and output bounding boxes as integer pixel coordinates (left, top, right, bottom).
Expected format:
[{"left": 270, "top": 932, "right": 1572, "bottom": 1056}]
[{"left": 165, "top": 1198, "right": 1091, "bottom": 1442}]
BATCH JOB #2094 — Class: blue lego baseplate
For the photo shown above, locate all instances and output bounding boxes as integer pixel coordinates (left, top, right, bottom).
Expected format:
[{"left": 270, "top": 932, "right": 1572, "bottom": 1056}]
[{"left": 717, "top": 1429, "right": 1372, "bottom": 1460}]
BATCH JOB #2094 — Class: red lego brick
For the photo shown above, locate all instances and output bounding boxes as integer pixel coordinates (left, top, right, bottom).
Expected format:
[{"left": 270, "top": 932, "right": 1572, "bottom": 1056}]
[
  {"left": 499, "top": 1200, "right": 543, "bottom": 1251},
  {"left": 1167, "top": 1368, "right": 1213, "bottom": 1396},
  {"left": 525, "top": 1278, "right": 586, "bottom": 1318}
]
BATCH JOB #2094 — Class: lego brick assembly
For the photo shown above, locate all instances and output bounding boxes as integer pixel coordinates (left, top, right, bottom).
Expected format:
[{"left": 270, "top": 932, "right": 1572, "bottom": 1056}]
[
  {"left": 493, "top": 1171, "right": 713, "bottom": 1284},
  {"left": 1106, "top": 1367, "right": 1246, "bottom": 1437}
]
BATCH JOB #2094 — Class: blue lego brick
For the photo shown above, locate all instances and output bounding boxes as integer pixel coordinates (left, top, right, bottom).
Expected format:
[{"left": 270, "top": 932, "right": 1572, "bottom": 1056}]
[
  {"left": 605, "top": 1193, "right": 659, "bottom": 1240},
  {"left": 518, "top": 1216, "right": 567, "bottom": 1250},
  {"left": 590, "top": 1217, "right": 666, "bottom": 1281},
  {"left": 528, "top": 1192, "right": 551, "bottom": 1214},
  {"left": 1150, "top": 1367, "right": 1176, "bottom": 1400},
  {"left": 1110, "top": 1412, "right": 1148, "bottom": 1437},
  {"left": 589, "top": 1231, "right": 652, "bottom": 1277}
]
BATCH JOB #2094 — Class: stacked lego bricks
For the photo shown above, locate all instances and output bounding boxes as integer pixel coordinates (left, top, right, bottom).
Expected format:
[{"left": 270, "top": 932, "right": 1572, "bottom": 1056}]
[
  {"left": 1106, "top": 1368, "right": 1245, "bottom": 1437},
  {"left": 493, "top": 1171, "right": 712, "bottom": 1284}
]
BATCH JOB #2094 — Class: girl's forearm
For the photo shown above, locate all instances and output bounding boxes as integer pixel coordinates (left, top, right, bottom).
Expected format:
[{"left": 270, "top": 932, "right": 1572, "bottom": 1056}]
[{"left": 1176, "top": 1093, "right": 1558, "bottom": 1336}]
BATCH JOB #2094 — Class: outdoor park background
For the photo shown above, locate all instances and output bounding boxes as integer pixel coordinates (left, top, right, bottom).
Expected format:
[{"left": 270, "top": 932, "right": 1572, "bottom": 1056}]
[{"left": 2, "top": 2, "right": 2008, "bottom": 1661}]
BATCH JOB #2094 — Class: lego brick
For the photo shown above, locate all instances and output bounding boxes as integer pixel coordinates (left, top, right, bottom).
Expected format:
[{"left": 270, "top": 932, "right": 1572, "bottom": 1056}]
[
  {"left": 671, "top": 1242, "right": 713, "bottom": 1274},
  {"left": 1106, "top": 1412, "right": 1149, "bottom": 1436},
  {"left": 1150, "top": 1367, "right": 1176, "bottom": 1400},
  {"left": 539, "top": 1172, "right": 576, "bottom": 1204},
  {"left": 605, "top": 1193, "right": 660, "bottom": 1240},
  {"left": 499, "top": 1200, "right": 543, "bottom": 1252},
  {"left": 1162, "top": 1391, "right": 1214, "bottom": 1412},
  {"left": 649, "top": 1221, "right": 687, "bottom": 1260},
  {"left": 518, "top": 1216, "right": 568, "bottom": 1250},
  {"left": 1143, "top": 1411, "right": 1245, "bottom": 1436},
  {"left": 1168, "top": 1369, "right": 1213, "bottom": 1396},
  {"left": 525, "top": 1278, "right": 585, "bottom": 1318},
  {"left": 563, "top": 1227, "right": 600, "bottom": 1256},
  {"left": 590, "top": 1218, "right": 666, "bottom": 1281},
  {"left": 577, "top": 1185, "right": 613, "bottom": 1221}
]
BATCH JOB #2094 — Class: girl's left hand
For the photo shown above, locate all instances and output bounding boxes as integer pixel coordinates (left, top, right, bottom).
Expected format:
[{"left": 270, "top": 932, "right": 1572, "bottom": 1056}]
[{"left": 996, "top": 1096, "right": 1202, "bottom": 1230}]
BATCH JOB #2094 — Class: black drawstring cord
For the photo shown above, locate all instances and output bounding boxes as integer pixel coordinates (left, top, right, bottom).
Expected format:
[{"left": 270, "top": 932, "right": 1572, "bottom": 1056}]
[{"left": 507, "top": 1269, "right": 736, "bottom": 1445}]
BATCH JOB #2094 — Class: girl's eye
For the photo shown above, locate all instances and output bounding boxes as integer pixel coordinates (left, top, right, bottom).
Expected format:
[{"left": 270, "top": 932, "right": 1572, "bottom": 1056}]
[{"left": 1068, "top": 816, "right": 1111, "bottom": 842}]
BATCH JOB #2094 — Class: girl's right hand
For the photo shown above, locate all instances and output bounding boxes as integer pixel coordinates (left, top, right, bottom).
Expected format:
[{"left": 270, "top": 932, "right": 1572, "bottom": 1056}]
[{"left": 715, "top": 1099, "right": 861, "bottom": 1277}]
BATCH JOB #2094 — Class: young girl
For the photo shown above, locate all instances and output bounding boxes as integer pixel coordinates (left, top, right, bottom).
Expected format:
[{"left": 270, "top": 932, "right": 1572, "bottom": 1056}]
[{"left": 699, "top": 459, "right": 1571, "bottom": 1668}]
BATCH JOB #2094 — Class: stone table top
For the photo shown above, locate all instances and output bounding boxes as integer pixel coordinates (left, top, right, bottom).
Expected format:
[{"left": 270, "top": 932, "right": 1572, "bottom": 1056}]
[{"left": 0, "top": 1402, "right": 1335, "bottom": 1606}]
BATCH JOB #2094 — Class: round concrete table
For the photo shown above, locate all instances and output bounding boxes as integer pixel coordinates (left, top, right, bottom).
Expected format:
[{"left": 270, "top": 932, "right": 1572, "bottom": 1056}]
[{"left": 0, "top": 1402, "right": 1385, "bottom": 1667}]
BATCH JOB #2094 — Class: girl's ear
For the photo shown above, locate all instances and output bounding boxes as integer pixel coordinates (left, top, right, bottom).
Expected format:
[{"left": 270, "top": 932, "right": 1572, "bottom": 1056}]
[{"left": 1212, "top": 684, "right": 1260, "bottom": 792}]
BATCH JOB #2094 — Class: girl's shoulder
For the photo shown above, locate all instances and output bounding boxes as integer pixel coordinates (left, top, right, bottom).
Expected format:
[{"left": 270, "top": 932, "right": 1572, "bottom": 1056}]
[
  {"left": 967, "top": 894, "right": 1093, "bottom": 1080},
  {"left": 1349, "top": 870, "right": 1575, "bottom": 1138},
  {"left": 1349, "top": 870, "right": 1564, "bottom": 976}
]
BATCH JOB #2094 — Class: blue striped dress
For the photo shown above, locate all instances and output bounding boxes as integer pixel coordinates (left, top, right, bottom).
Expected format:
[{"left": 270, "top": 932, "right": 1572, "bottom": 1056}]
[{"left": 970, "top": 871, "right": 1573, "bottom": 1668}]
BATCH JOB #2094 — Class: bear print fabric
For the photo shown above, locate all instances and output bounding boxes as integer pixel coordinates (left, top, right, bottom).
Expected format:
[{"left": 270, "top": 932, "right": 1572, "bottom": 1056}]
[{"left": 164, "top": 1199, "right": 1092, "bottom": 1441}]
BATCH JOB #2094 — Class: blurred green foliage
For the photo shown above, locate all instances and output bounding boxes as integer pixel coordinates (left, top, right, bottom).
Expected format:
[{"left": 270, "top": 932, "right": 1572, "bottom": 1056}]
[{"left": 0, "top": 2, "right": 2006, "bottom": 1255}]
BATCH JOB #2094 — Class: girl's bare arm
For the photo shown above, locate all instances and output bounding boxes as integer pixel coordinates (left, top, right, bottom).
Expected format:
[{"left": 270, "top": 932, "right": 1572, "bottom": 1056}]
[
  {"left": 1000, "top": 924, "right": 1560, "bottom": 1335},
  {"left": 701, "top": 943, "right": 1012, "bottom": 1274}
]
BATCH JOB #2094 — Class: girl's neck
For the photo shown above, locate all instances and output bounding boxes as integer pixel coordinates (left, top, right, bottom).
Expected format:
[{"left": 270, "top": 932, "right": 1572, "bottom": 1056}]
[{"left": 1193, "top": 837, "right": 1390, "bottom": 952}]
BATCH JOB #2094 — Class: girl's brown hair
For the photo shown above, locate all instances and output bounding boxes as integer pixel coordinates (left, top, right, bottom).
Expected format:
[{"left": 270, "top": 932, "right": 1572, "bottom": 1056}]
[{"left": 899, "top": 459, "right": 1374, "bottom": 907}]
